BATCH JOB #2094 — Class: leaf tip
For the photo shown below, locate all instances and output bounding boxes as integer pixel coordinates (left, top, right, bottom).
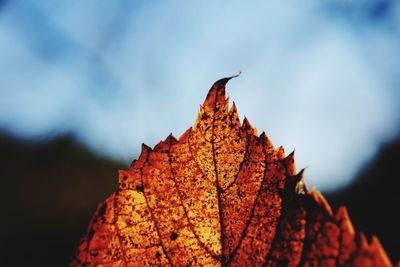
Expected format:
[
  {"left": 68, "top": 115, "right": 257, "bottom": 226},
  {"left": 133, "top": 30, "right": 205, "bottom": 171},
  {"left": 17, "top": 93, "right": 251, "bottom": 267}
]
[
  {"left": 141, "top": 143, "right": 152, "bottom": 155},
  {"left": 165, "top": 133, "right": 178, "bottom": 145},
  {"left": 229, "top": 101, "right": 238, "bottom": 114},
  {"left": 276, "top": 146, "right": 286, "bottom": 159},
  {"left": 310, "top": 188, "right": 333, "bottom": 215},
  {"left": 335, "top": 206, "right": 355, "bottom": 235},
  {"left": 204, "top": 73, "right": 241, "bottom": 107},
  {"left": 214, "top": 71, "right": 241, "bottom": 86},
  {"left": 242, "top": 117, "right": 257, "bottom": 136},
  {"left": 370, "top": 236, "right": 393, "bottom": 266},
  {"left": 359, "top": 232, "right": 369, "bottom": 249},
  {"left": 283, "top": 150, "right": 296, "bottom": 176},
  {"left": 285, "top": 168, "right": 307, "bottom": 196},
  {"left": 295, "top": 168, "right": 308, "bottom": 194},
  {"left": 260, "top": 131, "right": 275, "bottom": 152}
]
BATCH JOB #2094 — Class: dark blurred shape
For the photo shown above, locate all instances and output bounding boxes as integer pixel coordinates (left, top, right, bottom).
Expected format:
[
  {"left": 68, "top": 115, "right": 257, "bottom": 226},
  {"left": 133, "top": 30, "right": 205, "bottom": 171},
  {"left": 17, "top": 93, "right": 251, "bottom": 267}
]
[
  {"left": 325, "top": 133, "right": 400, "bottom": 263},
  {"left": 0, "top": 133, "right": 125, "bottom": 266}
]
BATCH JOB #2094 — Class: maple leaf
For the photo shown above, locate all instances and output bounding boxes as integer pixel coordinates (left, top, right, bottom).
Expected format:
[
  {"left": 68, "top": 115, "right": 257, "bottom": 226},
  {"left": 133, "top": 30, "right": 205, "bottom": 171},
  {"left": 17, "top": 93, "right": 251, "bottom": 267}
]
[{"left": 72, "top": 76, "right": 394, "bottom": 266}]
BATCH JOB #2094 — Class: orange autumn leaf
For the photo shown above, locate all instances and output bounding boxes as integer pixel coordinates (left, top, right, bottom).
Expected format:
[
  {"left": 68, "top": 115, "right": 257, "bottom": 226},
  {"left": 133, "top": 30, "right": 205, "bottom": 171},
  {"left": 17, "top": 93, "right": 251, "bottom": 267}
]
[{"left": 72, "top": 76, "right": 393, "bottom": 267}]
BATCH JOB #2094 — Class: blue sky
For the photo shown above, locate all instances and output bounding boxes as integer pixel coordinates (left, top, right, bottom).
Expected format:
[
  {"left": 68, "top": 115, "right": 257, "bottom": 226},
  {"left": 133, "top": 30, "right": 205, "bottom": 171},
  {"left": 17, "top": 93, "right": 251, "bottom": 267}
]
[{"left": 0, "top": 0, "right": 399, "bottom": 191}]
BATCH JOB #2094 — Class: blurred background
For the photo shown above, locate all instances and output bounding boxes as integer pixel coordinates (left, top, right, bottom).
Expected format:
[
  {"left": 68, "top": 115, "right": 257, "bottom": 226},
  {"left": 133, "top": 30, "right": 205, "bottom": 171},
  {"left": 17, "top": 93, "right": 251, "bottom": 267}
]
[{"left": 0, "top": 0, "right": 399, "bottom": 266}]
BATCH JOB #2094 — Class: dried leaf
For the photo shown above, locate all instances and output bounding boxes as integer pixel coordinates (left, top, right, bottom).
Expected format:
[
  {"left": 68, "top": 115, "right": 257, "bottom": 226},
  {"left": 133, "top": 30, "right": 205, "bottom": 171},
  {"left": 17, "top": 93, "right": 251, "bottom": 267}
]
[{"left": 72, "top": 77, "right": 393, "bottom": 266}]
